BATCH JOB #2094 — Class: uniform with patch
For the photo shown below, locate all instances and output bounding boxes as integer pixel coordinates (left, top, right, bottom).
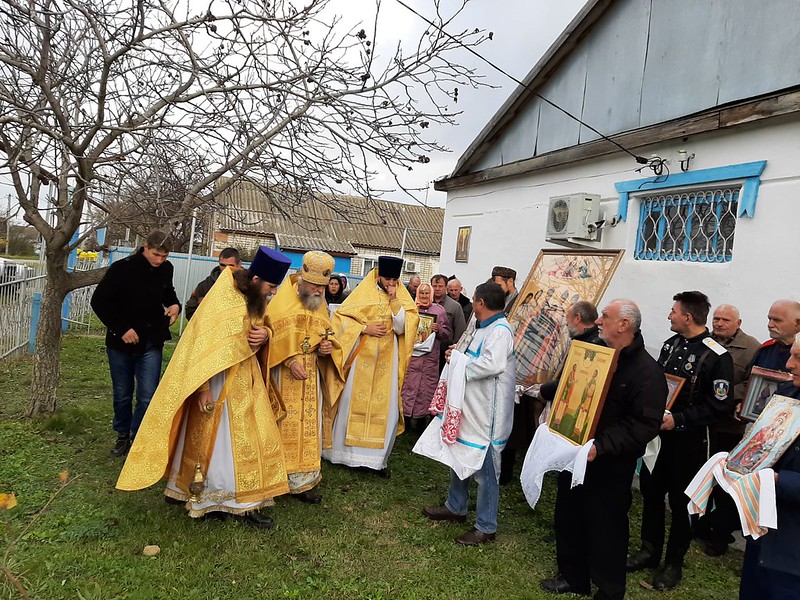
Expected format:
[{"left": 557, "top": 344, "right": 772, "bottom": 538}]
[
  {"left": 635, "top": 328, "right": 735, "bottom": 575},
  {"left": 658, "top": 330, "right": 735, "bottom": 429}
]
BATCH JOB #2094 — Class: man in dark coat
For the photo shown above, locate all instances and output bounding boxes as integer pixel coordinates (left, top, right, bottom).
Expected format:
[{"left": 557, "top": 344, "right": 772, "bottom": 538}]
[
  {"left": 447, "top": 277, "right": 473, "bottom": 324},
  {"left": 91, "top": 230, "right": 181, "bottom": 456},
  {"left": 628, "top": 290, "right": 734, "bottom": 590},
  {"left": 739, "top": 331, "right": 800, "bottom": 599},
  {"left": 500, "top": 300, "right": 600, "bottom": 484},
  {"left": 541, "top": 299, "right": 666, "bottom": 600},
  {"left": 184, "top": 247, "right": 241, "bottom": 320}
]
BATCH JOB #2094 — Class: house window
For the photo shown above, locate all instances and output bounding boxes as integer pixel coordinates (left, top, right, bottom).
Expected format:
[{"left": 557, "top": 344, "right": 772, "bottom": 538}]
[
  {"left": 635, "top": 187, "right": 739, "bottom": 262},
  {"left": 362, "top": 258, "right": 378, "bottom": 276}
]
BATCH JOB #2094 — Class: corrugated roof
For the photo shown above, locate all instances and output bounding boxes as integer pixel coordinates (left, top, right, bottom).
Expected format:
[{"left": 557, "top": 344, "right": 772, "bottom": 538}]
[
  {"left": 276, "top": 233, "right": 356, "bottom": 255},
  {"left": 214, "top": 179, "right": 444, "bottom": 255}
]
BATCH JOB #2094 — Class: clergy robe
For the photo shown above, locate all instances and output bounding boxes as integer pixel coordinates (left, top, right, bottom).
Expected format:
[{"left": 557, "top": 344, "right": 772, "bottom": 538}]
[
  {"left": 322, "top": 269, "right": 418, "bottom": 470},
  {"left": 413, "top": 314, "right": 516, "bottom": 479},
  {"left": 116, "top": 267, "right": 289, "bottom": 516},
  {"left": 268, "top": 274, "right": 344, "bottom": 493}
]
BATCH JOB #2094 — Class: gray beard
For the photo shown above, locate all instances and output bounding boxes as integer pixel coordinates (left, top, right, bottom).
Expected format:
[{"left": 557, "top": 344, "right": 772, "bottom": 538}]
[{"left": 300, "top": 293, "right": 323, "bottom": 311}]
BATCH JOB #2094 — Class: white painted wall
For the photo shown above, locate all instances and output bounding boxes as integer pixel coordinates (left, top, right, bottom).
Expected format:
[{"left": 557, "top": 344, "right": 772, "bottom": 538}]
[{"left": 441, "top": 114, "right": 800, "bottom": 356}]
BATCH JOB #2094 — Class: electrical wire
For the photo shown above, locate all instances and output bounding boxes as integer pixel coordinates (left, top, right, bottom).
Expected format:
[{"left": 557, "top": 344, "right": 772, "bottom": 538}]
[{"left": 393, "top": 0, "right": 649, "bottom": 165}]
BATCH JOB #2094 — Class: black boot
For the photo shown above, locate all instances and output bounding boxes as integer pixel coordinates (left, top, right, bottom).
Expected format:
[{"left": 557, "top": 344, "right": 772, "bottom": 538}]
[
  {"left": 404, "top": 416, "right": 412, "bottom": 431},
  {"left": 111, "top": 435, "right": 131, "bottom": 457}
]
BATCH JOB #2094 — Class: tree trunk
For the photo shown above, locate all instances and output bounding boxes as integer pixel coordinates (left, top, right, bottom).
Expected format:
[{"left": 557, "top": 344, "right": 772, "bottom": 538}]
[{"left": 25, "top": 253, "right": 69, "bottom": 417}]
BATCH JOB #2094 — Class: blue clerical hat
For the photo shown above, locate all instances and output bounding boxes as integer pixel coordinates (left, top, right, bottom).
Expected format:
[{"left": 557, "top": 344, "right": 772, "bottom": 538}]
[
  {"left": 250, "top": 246, "right": 291, "bottom": 284},
  {"left": 377, "top": 256, "right": 403, "bottom": 279}
]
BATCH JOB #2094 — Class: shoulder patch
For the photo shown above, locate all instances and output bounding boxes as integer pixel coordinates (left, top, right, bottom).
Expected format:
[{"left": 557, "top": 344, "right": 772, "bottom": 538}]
[{"left": 703, "top": 337, "right": 727, "bottom": 356}]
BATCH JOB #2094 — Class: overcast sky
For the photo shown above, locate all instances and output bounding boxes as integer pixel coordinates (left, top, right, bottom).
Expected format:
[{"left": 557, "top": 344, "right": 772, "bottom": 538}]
[
  {"left": 0, "top": 0, "right": 587, "bottom": 220},
  {"left": 368, "top": 0, "right": 588, "bottom": 207}
]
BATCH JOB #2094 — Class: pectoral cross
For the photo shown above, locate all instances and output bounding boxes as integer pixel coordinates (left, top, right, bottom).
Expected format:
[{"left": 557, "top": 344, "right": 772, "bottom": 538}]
[
  {"left": 300, "top": 336, "right": 311, "bottom": 354},
  {"left": 320, "top": 327, "right": 335, "bottom": 341}
]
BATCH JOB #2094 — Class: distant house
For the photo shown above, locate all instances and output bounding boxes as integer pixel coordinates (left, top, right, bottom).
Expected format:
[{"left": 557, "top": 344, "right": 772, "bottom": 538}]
[
  {"left": 436, "top": 0, "right": 800, "bottom": 351},
  {"left": 207, "top": 178, "right": 444, "bottom": 283}
]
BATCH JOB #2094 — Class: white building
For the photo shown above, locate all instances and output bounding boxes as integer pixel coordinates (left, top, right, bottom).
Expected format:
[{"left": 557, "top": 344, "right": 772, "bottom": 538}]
[{"left": 436, "top": 0, "right": 800, "bottom": 352}]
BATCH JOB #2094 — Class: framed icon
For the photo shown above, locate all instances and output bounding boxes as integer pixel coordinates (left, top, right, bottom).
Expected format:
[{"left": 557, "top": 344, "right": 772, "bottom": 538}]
[
  {"left": 547, "top": 340, "right": 619, "bottom": 446},
  {"left": 665, "top": 374, "right": 685, "bottom": 410},
  {"left": 455, "top": 226, "right": 471, "bottom": 263},
  {"left": 740, "top": 366, "right": 793, "bottom": 422}
]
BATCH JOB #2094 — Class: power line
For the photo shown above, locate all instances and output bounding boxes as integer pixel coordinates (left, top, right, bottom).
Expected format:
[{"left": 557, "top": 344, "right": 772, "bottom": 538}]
[{"left": 393, "top": 0, "right": 649, "bottom": 165}]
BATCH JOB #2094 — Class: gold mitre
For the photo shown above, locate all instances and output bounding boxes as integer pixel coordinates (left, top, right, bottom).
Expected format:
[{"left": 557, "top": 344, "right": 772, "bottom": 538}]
[{"left": 300, "top": 250, "right": 335, "bottom": 285}]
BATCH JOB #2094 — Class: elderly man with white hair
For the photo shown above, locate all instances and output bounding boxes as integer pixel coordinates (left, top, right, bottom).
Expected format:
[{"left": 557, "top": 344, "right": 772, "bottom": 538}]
[
  {"left": 697, "top": 303, "right": 762, "bottom": 556},
  {"left": 540, "top": 299, "right": 666, "bottom": 600}
]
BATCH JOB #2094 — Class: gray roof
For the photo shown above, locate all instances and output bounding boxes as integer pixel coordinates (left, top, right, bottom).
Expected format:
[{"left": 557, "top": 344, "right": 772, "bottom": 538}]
[{"left": 215, "top": 179, "right": 444, "bottom": 255}]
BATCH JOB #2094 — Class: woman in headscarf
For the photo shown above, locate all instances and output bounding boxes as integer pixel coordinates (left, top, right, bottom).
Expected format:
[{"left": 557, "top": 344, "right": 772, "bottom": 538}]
[
  {"left": 401, "top": 282, "right": 452, "bottom": 431},
  {"left": 325, "top": 274, "right": 347, "bottom": 305}
]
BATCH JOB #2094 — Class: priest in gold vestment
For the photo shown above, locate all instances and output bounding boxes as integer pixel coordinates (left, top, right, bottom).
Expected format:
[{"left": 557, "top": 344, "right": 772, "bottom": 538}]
[
  {"left": 116, "top": 247, "right": 292, "bottom": 528},
  {"left": 268, "top": 251, "right": 345, "bottom": 503},
  {"left": 322, "top": 256, "right": 418, "bottom": 474}
]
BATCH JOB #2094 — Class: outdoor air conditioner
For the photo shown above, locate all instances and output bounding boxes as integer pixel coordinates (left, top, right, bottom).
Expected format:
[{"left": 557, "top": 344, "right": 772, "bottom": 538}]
[
  {"left": 545, "top": 193, "right": 601, "bottom": 241},
  {"left": 405, "top": 261, "right": 418, "bottom": 273}
]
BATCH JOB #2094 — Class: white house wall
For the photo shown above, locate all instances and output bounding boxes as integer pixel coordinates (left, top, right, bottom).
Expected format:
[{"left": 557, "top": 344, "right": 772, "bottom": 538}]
[{"left": 442, "top": 115, "right": 800, "bottom": 356}]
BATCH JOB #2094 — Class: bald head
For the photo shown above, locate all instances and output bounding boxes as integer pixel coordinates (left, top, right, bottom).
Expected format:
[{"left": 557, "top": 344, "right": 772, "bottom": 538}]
[
  {"left": 447, "top": 278, "right": 463, "bottom": 301},
  {"left": 407, "top": 275, "right": 421, "bottom": 295},
  {"left": 712, "top": 304, "right": 742, "bottom": 341},
  {"left": 768, "top": 300, "right": 800, "bottom": 345}
]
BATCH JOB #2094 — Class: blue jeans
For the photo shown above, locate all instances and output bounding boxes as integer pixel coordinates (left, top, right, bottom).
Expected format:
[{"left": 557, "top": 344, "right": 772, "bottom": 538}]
[
  {"left": 445, "top": 450, "right": 500, "bottom": 534},
  {"left": 106, "top": 344, "right": 163, "bottom": 438}
]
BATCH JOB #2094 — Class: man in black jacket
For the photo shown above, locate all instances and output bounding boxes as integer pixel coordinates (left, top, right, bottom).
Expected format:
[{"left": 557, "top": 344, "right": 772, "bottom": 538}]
[
  {"left": 184, "top": 247, "right": 241, "bottom": 320},
  {"left": 501, "top": 301, "right": 600, "bottom": 485},
  {"left": 627, "top": 290, "right": 734, "bottom": 590},
  {"left": 91, "top": 230, "right": 181, "bottom": 457},
  {"left": 541, "top": 299, "right": 666, "bottom": 600},
  {"left": 739, "top": 332, "right": 800, "bottom": 599}
]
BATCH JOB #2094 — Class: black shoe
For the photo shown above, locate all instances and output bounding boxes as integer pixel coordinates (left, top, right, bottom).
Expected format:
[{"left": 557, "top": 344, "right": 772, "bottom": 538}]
[
  {"left": 539, "top": 578, "right": 591, "bottom": 596},
  {"left": 237, "top": 511, "right": 274, "bottom": 529},
  {"left": 652, "top": 564, "right": 682, "bottom": 591},
  {"left": 293, "top": 490, "right": 322, "bottom": 505},
  {"left": 164, "top": 496, "right": 184, "bottom": 506},
  {"left": 703, "top": 540, "right": 729, "bottom": 557},
  {"left": 111, "top": 436, "right": 131, "bottom": 457},
  {"left": 626, "top": 547, "right": 659, "bottom": 572},
  {"left": 355, "top": 466, "right": 390, "bottom": 478},
  {"left": 200, "top": 511, "right": 228, "bottom": 522}
]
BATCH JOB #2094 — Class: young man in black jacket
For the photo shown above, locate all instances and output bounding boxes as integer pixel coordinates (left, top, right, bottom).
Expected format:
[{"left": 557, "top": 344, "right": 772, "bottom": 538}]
[
  {"left": 184, "top": 247, "right": 241, "bottom": 320},
  {"left": 541, "top": 299, "right": 666, "bottom": 600},
  {"left": 91, "top": 230, "right": 181, "bottom": 456}
]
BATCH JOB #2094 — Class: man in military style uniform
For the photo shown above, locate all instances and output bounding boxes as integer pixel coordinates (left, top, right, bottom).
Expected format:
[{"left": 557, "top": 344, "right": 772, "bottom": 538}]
[{"left": 627, "top": 291, "right": 734, "bottom": 591}]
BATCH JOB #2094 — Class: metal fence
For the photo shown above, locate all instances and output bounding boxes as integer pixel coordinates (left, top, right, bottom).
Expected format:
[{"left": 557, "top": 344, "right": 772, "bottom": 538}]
[{"left": 0, "top": 261, "right": 47, "bottom": 360}]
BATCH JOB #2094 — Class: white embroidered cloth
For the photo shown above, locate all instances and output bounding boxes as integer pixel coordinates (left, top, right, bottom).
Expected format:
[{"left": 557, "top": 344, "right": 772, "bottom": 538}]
[{"left": 520, "top": 424, "right": 594, "bottom": 508}]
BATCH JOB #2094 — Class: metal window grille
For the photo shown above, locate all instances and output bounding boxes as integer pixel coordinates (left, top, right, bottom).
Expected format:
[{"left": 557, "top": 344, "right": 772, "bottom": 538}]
[{"left": 635, "top": 188, "right": 739, "bottom": 262}]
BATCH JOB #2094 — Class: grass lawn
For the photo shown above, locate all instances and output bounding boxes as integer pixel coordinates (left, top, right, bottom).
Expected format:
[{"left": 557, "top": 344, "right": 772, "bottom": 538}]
[{"left": 0, "top": 334, "right": 743, "bottom": 599}]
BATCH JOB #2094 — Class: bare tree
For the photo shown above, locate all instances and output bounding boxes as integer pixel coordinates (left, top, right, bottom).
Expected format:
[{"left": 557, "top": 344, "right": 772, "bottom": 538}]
[
  {"left": 98, "top": 134, "right": 213, "bottom": 251},
  {"left": 0, "top": 0, "right": 487, "bottom": 416}
]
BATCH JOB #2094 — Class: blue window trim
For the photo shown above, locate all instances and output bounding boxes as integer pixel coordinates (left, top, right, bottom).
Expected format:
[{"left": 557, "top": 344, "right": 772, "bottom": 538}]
[{"left": 614, "top": 161, "right": 767, "bottom": 221}]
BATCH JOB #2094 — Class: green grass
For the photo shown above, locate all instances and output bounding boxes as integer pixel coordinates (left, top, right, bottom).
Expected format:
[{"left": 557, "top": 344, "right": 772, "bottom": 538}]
[{"left": 0, "top": 334, "right": 743, "bottom": 599}]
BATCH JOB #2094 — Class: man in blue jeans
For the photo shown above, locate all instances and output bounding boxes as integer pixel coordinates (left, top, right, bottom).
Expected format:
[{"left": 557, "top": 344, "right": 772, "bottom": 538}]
[
  {"left": 91, "top": 230, "right": 181, "bottom": 456},
  {"left": 420, "top": 282, "right": 516, "bottom": 545}
]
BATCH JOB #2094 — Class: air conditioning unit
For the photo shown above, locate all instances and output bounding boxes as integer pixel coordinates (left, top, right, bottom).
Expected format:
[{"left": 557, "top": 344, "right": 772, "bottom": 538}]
[
  {"left": 545, "top": 193, "right": 601, "bottom": 241},
  {"left": 405, "top": 261, "right": 418, "bottom": 273}
]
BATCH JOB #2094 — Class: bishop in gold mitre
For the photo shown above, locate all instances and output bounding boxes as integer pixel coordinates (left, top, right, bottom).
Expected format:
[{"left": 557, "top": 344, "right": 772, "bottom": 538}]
[
  {"left": 116, "top": 246, "right": 292, "bottom": 528},
  {"left": 321, "top": 255, "right": 418, "bottom": 475},
  {"left": 268, "top": 250, "right": 345, "bottom": 503}
]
